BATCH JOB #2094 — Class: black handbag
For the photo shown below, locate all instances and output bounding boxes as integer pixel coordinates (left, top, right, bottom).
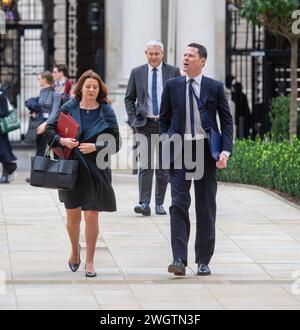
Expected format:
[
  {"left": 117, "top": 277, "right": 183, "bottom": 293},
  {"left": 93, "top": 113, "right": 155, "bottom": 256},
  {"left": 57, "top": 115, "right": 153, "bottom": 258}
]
[
  {"left": 191, "top": 89, "right": 222, "bottom": 161},
  {"left": 30, "top": 141, "right": 78, "bottom": 190}
]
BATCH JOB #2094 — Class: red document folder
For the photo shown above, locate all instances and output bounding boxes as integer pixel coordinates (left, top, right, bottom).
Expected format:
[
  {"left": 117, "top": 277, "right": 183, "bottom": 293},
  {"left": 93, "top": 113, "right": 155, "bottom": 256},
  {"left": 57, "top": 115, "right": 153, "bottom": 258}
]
[{"left": 52, "top": 112, "right": 80, "bottom": 159}]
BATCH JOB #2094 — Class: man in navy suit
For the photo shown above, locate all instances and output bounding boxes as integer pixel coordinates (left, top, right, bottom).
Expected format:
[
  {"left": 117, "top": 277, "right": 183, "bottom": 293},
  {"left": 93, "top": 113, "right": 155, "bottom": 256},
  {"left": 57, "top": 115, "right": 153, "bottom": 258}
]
[{"left": 159, "top": 43, "right": 233, "bottom": 276}]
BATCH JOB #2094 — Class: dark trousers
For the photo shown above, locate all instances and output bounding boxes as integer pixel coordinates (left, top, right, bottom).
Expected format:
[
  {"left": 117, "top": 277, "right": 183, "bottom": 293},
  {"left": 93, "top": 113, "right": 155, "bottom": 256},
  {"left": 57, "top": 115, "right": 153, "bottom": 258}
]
[
  {"left": 36, "top": 134, "right": 47, "bottom": 157},
  {"left": 136, "top": 119, "right": 169, "bottom": 205},
  {"left": 169, "top": 140, "right": 217, "bottom": 265},
  {"left": 1, "top": 162, "right": 17, "bottom": 175}
]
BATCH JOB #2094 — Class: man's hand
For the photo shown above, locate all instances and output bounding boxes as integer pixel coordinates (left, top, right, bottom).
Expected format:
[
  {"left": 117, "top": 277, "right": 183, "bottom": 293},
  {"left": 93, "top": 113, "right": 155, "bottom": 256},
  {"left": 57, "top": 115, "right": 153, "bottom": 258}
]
[
  {"left": 60, "top": 138, "right": 79, "bottom": 150},
  {"left": 78, "top": 143, "right": 96, "bottom": 154},
  {"left": 216, "top": 152, "right": 228, "bottom": 169},
  {"left": 36, "top": 122, "right": 47, "bottom": 135}
]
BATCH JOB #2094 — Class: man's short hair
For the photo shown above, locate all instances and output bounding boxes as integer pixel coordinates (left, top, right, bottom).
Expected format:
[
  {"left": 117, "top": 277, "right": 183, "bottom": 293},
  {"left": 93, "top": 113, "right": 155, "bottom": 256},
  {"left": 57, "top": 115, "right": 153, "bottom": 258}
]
[
  {"left": 188, "top": 43, "right": 208, "bottom": 59},
  {"left": 53, "top": 64, "right": 69, "bottom": 78},
  {"left": 145, "top": 40, "right": 164, "bottom": 52}
]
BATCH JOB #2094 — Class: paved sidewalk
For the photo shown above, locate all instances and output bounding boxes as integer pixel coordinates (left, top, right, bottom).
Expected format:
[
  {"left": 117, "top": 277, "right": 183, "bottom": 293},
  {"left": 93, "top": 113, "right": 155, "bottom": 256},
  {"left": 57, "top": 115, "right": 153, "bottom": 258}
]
[{"left": 1, "top": 171, "right": 300, "bottom": 310}]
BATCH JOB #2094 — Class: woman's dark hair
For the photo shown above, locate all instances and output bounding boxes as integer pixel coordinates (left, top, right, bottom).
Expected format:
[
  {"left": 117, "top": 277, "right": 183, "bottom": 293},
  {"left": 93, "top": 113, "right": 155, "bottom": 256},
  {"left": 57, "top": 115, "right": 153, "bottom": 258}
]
[
  {"left": 74, "top": 70, "right": 111, "bottom": 104},
  {"left": 40, "top": 71, "right": 54, "bottom": 87},
  {"left": 188, "top": 43, "right": 208, "bottom": 59},
  {"left": 53, "top": 64, "right": 69, "bottom": 78}
]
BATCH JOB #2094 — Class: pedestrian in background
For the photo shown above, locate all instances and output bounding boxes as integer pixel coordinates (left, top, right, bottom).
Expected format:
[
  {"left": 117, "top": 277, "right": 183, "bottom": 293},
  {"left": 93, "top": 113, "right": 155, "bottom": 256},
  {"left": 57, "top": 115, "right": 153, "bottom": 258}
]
[
  {"left": 125, "top": 40, "right": 181, "bottom": 216},
  {"left": 33, "top": 71, "right": 61, "bottom": 156},
  {"left": 52, "top": 64, "right": 73, "bottom": 105},
  {"left": 0, "top": 88, "right": 17, "bottom": 184},
  {"left": 25, "top": 71, "right": 61, "bottom": 183}
]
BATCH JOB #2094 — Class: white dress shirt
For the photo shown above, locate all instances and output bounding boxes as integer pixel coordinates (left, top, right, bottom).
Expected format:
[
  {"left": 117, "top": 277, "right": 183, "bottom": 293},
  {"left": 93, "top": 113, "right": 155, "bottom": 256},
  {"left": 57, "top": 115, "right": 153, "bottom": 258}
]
[
  {"left": 185, "top": 73, "right": 206, "bottom": 140},
  {"left": 147, "top": 63, "right": 163, "bottom": 118}
]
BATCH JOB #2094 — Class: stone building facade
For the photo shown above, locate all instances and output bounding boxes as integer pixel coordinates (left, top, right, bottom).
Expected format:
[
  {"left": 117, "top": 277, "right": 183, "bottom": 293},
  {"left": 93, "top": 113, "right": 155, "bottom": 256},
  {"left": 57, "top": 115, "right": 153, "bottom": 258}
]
[{"left": 54, "top": 0, "right": 227, "bottom": 103}]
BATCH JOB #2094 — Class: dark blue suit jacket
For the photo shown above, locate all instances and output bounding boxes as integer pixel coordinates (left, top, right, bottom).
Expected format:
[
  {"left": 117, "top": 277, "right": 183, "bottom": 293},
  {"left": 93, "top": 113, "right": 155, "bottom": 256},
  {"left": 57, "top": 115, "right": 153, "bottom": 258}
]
[{"left": 159, "top": 75, "right": 233, "bottom": 154}]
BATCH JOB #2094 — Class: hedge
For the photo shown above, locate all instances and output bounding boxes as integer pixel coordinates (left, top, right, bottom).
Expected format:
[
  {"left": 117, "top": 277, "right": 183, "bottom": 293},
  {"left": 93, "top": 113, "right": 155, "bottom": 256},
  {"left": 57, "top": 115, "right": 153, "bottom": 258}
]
[
  {"left": 269, "top": 96, "right": 300, "bottom": 142},
  {"left": 217, "top": 139, "right": 300, "bottom": 200}
]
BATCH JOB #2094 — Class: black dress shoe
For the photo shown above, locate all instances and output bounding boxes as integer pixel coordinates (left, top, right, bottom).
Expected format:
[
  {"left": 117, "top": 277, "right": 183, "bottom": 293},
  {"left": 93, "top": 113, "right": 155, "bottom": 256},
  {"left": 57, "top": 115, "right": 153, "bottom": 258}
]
[
  {"left": 168, "top": 259, "right": 186, "bottom": 276},
  {"left": 134, "top": 203, "right": 151, "bottom": 216},
  {"left": 68, "top": 244, "right": 81, "bottom": 272},
  {"left": 134, "top": 204, "right": 142, "bottom": 214},
  {"left": 155, "top": 205, "right": 167, "bottom": 215},
  {"left": 85, "top": 264, "right": 97, "bottom": 278},
  {"left": 197, "top": 264, "right": 211, "bottom": 276}
]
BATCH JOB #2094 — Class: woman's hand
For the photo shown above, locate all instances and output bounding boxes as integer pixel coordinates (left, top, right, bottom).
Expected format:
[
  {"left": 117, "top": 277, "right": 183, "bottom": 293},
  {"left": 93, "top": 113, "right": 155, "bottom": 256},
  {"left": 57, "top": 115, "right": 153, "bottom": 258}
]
[
  {"left": 78, "top": 143, "right": 96, "bottom": 154},
  {"left": 60, "top": 138, "right": 79, "bottom": 150},
  {"left": 36, "top": 122, "right": 47, "bottom": 135}
]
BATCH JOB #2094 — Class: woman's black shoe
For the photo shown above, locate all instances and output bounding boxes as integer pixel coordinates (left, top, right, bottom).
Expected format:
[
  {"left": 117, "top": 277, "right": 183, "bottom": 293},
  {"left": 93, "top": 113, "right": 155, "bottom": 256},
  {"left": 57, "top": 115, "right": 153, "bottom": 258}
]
[
  {"left": 0, "top": 174, "right": 9, "bottom": 184},
  {"left": 84, "top": 264, "right": 97, "bottom": 278},
  {"left": 68, "top": 244, "right": 81, "bottom": 272}
]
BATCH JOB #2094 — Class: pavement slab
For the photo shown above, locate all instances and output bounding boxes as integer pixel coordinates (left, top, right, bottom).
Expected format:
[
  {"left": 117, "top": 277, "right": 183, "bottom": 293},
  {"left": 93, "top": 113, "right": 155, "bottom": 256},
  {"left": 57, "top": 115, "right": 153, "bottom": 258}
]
[{"left": 1, "top": 171, "right": 300, "bottom": 310}]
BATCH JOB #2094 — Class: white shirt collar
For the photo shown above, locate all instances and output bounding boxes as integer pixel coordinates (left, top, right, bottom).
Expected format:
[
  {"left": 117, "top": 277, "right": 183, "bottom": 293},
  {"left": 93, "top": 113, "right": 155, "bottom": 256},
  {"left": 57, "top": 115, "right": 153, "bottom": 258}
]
[
  {"left": 148, "top": 62, "right": 163, "bottom": 72},
  {"left": 186, "top": 73, "right": 203, "bottom": 85}
]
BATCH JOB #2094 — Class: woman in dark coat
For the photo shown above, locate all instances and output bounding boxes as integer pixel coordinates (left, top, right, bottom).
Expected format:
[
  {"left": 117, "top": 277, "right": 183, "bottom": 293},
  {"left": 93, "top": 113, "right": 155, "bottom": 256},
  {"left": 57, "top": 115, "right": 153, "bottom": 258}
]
[
  {"left": 44, "top": 70, "right": 121, "bottom": 277},
  {"left": 0, "top": 91, "right": 17, "bottom": 184}
]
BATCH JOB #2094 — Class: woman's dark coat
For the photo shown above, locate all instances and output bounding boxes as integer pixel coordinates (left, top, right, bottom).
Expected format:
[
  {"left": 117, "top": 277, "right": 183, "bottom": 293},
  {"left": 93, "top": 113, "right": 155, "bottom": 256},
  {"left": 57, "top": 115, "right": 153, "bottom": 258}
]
[
  {"left": 0, "top": 93, "right": 17, "bottom": 163},
  {"left": 44, "top": 98, "right": 121, "bottom": 212}
]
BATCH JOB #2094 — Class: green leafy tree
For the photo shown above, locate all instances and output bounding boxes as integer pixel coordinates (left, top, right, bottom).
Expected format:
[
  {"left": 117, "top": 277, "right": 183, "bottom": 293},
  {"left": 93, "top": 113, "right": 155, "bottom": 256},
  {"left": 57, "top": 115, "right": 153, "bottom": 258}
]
[{"left": 240, "top": 0, "right": 300, "bottom": 142}]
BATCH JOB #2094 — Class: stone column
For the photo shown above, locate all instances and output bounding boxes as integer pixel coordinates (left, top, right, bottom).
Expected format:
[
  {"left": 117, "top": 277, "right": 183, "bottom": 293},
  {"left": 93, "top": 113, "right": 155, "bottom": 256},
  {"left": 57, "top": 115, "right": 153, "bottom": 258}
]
[
  {"left": 106, "top": 0, "right": 162, "bottom": 90},
  {"left": 215, "top": 0, "right": 226, "bottom": 82},
  {"left": 176, "top": 0, "right": 219, "bottom": 78},
  {"left": 53, "top": 0, "right": 67, "bottom": 64},
  {"left": 120, "top": 0, "right": 162, "bottom": 84},
  {"left": 106, "top": 0, "right": 162, "bottom": 173},
  {"left": 105, "top": 0, "right": 123, "bottom": 91}
]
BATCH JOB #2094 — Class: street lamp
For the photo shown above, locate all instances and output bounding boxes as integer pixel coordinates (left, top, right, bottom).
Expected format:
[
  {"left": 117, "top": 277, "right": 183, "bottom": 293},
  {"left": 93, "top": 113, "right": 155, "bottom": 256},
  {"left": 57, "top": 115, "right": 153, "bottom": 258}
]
[
  {"left": 88, "top": 2, "right": 103, "bottom": 71},
  {"left": 1, "top": 0, "right": 18, "bottom": 21},
  {"left": 2, "top": 0, "right": 12, "bottom": 7}
]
